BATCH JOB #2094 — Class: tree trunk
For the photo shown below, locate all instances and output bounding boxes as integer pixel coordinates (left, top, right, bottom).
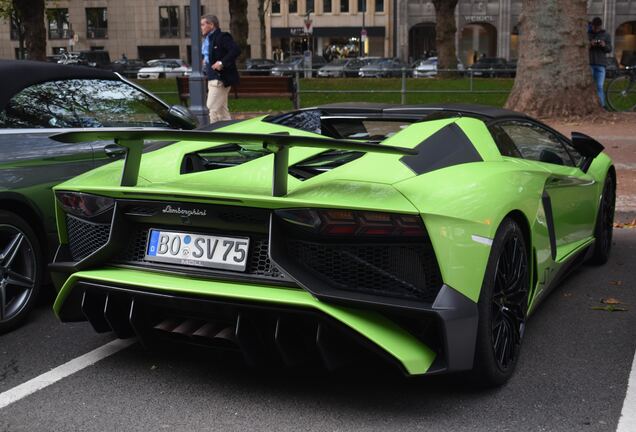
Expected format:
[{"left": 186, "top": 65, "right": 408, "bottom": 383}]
[
  {"left": 432, "top": 0, "right": 459, "bottom": 77},
  {"left": 258, "top": 0, "right": 270, "bottom": 59},
  {"left": 228, "top": 0, "right": 250, "bottom": 65},
  {"left": 13, "top": 0, "right": 45, "bottom": 61},
  {"left": 505, "top": 0, "right": 602, "bottom": 117}
]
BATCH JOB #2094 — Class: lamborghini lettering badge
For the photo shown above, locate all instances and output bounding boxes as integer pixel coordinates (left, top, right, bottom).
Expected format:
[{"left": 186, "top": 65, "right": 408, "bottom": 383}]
[{"left": 145, "top": 229, "right": 250, "bottom": 271}]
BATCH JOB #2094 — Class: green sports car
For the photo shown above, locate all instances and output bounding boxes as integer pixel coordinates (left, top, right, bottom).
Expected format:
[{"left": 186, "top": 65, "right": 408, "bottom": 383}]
[{"left": 49, "top": 104, "right": 615, "bottom": 386}]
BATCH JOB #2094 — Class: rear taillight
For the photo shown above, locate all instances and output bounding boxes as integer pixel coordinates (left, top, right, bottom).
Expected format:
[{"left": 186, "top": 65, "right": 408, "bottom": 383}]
[
  {"left": 56, "top": 192, "right": 115, "bottom": 219},
  {"left": 275, "top": 209, "right": 426, "bottom": 237}
]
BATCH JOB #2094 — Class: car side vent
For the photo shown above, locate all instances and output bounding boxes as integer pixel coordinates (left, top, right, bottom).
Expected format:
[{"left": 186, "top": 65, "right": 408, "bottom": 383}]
[
  {"left": 289, "top": 150, "right": 365, "bottom": 181},
  {"left": 180, "top": 143, "right": 270, "bottom": 174}
]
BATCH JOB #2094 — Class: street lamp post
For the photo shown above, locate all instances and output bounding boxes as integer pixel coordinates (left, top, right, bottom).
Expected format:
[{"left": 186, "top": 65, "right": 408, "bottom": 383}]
[
  {"left": 360, "top": 0, "right": 366, "bottom": 56},
  {"left": 189, "top": 0, "right": 209, "bottom": 125}
]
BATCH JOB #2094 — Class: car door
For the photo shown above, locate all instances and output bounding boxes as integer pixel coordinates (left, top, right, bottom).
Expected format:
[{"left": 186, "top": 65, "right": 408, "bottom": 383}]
[{"left": 494, "top": 120, "right": 598, "bottom": 253}]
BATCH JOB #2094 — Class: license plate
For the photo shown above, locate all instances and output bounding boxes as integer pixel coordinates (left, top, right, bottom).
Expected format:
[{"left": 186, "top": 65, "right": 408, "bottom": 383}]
[{"left": 145, "top": 229, "right": 250, "bottom": 272}]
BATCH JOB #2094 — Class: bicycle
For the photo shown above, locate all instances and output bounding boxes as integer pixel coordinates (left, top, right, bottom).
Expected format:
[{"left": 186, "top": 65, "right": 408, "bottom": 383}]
[{"left": 606, "top": 65, "right": 636, "bottom": 111}]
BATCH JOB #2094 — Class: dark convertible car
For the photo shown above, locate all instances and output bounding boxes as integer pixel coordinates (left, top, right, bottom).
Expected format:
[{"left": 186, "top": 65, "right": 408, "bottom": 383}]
[{"left": 0, "top": 60, "right": 197, "bottom": 332}]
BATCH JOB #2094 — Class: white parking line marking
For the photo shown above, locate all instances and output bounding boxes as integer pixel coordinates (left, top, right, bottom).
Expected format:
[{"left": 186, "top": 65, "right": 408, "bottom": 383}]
[
  {"left": 0, "top": 338, "right": 135, "bottom": 410},
  {"left": 617, "top": 349, "right": 636, "bottom": 432}
]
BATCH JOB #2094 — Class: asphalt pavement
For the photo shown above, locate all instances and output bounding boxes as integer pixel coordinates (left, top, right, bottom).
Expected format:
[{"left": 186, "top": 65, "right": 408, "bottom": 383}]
[{"left": 0, "top": 230, "right": 635, "bottom": 432}]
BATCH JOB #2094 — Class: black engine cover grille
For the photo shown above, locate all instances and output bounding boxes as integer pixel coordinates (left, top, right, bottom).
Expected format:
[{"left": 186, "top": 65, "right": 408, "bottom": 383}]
[
  {"left": 66, "top": 215, "right": 111, "bottom": 261},
  {"left": 286, "top": 239, "right": 443, "bottom": 303}
]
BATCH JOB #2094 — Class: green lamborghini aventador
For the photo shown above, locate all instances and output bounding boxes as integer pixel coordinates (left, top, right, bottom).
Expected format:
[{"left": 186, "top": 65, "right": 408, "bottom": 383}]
[{"left": 48, "top": 104, "right": 615, "bottom": 386}]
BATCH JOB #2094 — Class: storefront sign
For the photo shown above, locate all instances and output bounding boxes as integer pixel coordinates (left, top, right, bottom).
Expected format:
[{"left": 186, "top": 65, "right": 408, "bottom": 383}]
[{"left": 464, "top": 15, "right": 496, "bottom": 23}]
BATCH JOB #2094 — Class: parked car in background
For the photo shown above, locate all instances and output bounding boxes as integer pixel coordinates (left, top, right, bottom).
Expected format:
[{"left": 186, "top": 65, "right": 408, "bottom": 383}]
[
  {"left": 317, "top": 58, "right": 366, "bottom": 78},
  {"left": 468, "top": 57, "right": 511, "bottom": 77},
  {"left": 137, "top": 59, "right": 191, "bottom": 79},
  {"left": 270, "top": 56, "right": 327, "bottom": 76},
  {"left": 111, "top": 58, "right": 147, "bottom": 78},
  {"left": 244, "top": 58, "right": 277, "bottom": 76},
  {"left": 358, "top": 58, "right": 409, "bottom": 78},
  {"left": 0, "top": 60, "right": 197, "bottom": 333},
  {"left": 413, "top": 57, "right": 465, "bottom": 78}
]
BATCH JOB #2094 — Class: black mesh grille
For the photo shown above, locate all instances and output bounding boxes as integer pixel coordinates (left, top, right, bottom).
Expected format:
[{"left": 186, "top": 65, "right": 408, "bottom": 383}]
[
  {"left": 286, "top": 239, "right": 443, "bottom": 302},
  {"left": 116, "top": 227, "right": 288, "bottom": 280},
  {"left": 66, "top": 215, "right": 111, "bottom": 261}
]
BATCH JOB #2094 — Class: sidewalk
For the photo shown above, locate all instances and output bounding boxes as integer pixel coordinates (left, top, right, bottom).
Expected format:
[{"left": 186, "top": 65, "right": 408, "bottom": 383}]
[{"left": 548, "top": 113, "right": 636, "bottom": 223}]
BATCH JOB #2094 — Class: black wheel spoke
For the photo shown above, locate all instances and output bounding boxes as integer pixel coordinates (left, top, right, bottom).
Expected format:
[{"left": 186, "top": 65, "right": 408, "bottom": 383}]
[
  {"left": 0, "top": 232, "right": 24, "bottom": 268},
  {"left": 6, "top": 270, "right": 34, "bottom": 290},
  {"left": 491, "top": 229, "right": 529, "bottom": 371},
  {"left": 0, "top": 225, "right": 36, "bottom": 324}
]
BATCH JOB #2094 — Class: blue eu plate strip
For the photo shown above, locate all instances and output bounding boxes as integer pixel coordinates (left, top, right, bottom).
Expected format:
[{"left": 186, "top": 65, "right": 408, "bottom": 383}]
[{"left": 147, "top": 230, "right": 160, "bottom": 256}]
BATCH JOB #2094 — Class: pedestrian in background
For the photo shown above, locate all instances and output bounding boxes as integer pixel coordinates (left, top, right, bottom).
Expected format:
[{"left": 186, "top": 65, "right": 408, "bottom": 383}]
[
  {"left": 200, "top": 14, "right": 240, "bottom": 123},
  {"left": 588, "top": 17, "right": 612, "bottom": 108}
]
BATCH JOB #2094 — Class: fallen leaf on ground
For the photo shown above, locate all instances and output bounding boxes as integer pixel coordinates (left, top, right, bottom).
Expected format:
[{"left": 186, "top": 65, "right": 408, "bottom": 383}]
[
  {"left": 591, "top": 305, "right": 628, "bottom": 312},
  {"left": 563, "top": 292, "right": 573, "bottom": 297},
  {"left": 609, "top": 280, "right": 623, "bottom": 286},
  {"left": 602, "top": 297, "right": 622, "bottom": 304},
  {"left": 613, "top": 222, "right": 624, "bottom": 228}
]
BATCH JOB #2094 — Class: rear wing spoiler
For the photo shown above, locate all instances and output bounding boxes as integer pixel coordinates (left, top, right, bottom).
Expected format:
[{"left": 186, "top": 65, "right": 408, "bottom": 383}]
[{"left": 51, "top": 128, "right": 417, "bottom": 197}]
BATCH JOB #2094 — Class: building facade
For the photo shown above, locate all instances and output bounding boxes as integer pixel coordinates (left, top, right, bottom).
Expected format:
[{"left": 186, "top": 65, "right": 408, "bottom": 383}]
[
  {"left": 400, "top": 0, "right": 636, "bottom": 65},
  {"left": 267, "top": 0, "right": 393, "bottom": 59},
  {"left": 0, "top": 0, "right": 263, "bottom": 62},
  {"left": 0, "top": 0, "right": 635, "bottom": 65}
]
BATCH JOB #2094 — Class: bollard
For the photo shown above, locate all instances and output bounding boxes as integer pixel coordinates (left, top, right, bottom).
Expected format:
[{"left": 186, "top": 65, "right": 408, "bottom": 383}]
[{"left": 401, "top": 68, "right": 407, "bottom": 105}]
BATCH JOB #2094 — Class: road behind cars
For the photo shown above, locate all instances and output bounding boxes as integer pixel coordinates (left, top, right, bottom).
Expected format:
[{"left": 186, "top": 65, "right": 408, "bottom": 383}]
[{"left": 0, "top": 229, "right": 634, "bottom": 432}]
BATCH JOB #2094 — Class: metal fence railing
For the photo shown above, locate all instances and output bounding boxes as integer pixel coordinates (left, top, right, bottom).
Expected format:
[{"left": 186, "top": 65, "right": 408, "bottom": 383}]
[{"left": 141, "top": 67, "right": 517, "bottom": 109}]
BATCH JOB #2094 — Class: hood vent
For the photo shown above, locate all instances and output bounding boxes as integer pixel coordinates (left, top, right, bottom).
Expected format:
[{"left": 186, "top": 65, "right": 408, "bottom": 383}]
[
  {"left": 180, "top": 143, "right": 270, "bottom": 174},
  {"left": 181, "top": 145, "right": 364, "bottom": 181}
]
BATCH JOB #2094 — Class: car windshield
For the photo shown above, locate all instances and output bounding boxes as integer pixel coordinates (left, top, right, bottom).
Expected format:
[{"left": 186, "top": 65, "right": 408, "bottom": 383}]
[
  {"left": 419, "top": 58, "right": 437, "bottom": 66},
  {"left": 329, "top": 59, "right": 348, "bottom": 65},
  {"left": 0, "top": 79, "right": 172, "bottom": 128}
]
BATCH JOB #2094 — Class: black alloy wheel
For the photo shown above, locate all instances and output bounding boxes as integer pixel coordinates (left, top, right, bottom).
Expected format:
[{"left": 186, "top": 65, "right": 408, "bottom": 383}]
[
  {"left": 589, "top": 173, "right": 616, "bottom": 265},
  {"left": 0, "top": 211, "right": 42, "bottom": 333},
  {"left": 472, "top": 218, "right": 529, "bottom": 387}
]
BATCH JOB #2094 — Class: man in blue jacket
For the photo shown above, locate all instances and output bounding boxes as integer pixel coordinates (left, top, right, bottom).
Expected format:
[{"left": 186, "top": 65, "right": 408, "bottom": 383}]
[{"left": 200, "top": 15, "right": 241, "bottom": 122}]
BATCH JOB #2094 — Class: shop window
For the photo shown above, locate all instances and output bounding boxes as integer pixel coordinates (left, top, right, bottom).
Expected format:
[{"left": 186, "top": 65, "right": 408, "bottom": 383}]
[
  {"left": 47, "top": 9, "right": 70, "bottom": 40},
  {"left": 272, "top": 0, "right": 281, "bottom": 14},
  {"left": 289, "top": 0, "right": 298, "bottom": 13},
  {"left": 307, "top": 0, "right": 315, "bottom": 13},
  {"left": 159, "top": 6, "right": 180, "bottom": 38},
  {"left": 340, "top": 0, "right": 349, "bottom": 13},
  {"left": 86, "top": 8, "right": 108, "bottom": 39},
  {"left": 375, "top": 0, "right": 384, "bottom": 13},
  {"left": 323, "top": 0, "right": 332, "bottom": 12}
]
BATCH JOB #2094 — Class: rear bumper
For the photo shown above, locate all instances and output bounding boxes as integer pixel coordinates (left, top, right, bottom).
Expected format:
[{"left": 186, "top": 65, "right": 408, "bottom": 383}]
[{"left": 52, "top": 266, "right": 478, "bottom": 376}]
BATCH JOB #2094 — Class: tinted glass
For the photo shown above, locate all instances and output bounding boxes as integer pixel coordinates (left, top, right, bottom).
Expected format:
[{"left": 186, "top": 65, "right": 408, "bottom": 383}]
[
  {"left": 499, "top": 121, "right": 574, "bottom": 166},
  {"left": 0, "top": 79, "right": 171, "bottom": 129}
]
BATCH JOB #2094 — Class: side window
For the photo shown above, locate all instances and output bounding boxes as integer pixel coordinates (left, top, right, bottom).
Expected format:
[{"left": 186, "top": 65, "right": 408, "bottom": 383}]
[
  {"left": 498, "top": 121, "right": 575, "bottom": 167},
  {"left": 489, "top": 124, "right": 522, "bottom": 158},
  {"left": 0, "top": 79, "right": 171, "bottom": 129}
]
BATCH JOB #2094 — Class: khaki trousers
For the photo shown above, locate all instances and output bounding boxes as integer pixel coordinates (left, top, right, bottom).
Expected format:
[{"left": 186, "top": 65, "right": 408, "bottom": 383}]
[{"left": 206, "top": 79, "right": 231, "bottom": 123}]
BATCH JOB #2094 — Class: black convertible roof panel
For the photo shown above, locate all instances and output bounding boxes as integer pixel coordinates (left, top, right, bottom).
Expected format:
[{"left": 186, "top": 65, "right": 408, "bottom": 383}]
[
  {"left": 313, "top": 102, "right": 528, "bottom": 120},
  {"left": 0, "top": 60, "right": 117, "bottom": 111}
]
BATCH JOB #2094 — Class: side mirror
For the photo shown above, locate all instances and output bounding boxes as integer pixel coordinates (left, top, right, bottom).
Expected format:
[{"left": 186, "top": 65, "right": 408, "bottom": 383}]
[
  {"left": 166, "top": 105, "right": 198, "bottom": 130},
  {"left": 571, "top": 132, "right": 604, "bottom": 172}
]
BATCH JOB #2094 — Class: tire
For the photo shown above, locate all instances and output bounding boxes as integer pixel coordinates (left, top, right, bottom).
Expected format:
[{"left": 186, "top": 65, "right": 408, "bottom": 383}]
[
  {"left": 0, "top": 210, "right": 42, "bottom": 334},
  {"left": 606, "top": 75, "right": 636, "bottom": 112},
  {"left": 471, "top": 218, "right": 530, "bottom": 387},
  {"left": 588, "top": 173, "right": 615, "bottom": 265}
]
